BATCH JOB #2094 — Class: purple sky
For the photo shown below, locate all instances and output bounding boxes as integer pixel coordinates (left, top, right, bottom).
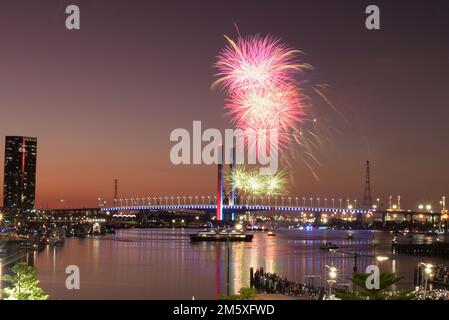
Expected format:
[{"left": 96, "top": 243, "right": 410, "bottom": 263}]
[{"left": 0, "top": 0, "right": 448, "bottom": 209}]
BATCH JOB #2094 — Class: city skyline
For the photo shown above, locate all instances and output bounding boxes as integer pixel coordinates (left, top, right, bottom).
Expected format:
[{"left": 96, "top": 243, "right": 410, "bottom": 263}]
[{"left": 0, "top": 0, "right": 448, "bottom": 208}]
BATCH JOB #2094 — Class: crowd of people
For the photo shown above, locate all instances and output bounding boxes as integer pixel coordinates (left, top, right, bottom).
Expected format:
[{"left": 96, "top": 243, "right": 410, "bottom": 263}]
[
  {"left": 431, "top": 265, "right": 449, "bottom": 284},
  {"left": 250, "top": 267, "right": 325, "bottom": 299},
  {"left": 414, "top": 288, "right": 449, "bottom": 300}
]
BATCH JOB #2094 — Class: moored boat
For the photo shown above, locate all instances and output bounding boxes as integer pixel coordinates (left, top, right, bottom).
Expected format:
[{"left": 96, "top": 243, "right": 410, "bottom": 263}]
[
  {"left": 20, "top": 238, "right": 47, "bottom": 251},
  {"left": 320, "top": 242, "right": 339, "bottom": 250},
  {"left": 190, "top": 228, "right": 253, "bottom": 242},
  {"left": 48, "top": 235, "right": 64, "bottom": 247}
]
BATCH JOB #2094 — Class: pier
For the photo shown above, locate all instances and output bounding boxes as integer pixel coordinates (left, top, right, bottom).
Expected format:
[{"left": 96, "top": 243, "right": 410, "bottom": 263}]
[{"left": 392, "top": 242, "right": 449, "bottom": 257}]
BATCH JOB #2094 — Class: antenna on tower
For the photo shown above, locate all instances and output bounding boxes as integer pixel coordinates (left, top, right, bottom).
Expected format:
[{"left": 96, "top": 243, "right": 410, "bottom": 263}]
[
  {"left": 363, "top": 161, "right": 372, "bottom": 209},
  {"left": 113, "top": 179, "right": 118, "bottom": 207}
]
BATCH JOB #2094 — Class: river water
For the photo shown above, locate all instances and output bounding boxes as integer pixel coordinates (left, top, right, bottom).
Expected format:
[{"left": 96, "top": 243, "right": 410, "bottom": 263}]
[{"left": 4, "top": 228, "right": 448, "bottom": 299}]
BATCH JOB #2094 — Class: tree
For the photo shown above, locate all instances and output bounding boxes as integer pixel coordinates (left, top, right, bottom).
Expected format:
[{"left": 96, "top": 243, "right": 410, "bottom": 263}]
[
  {"left": 335, "top": 272, "right": 411, "bottom": 300},
  {"left": 2, "top": 263, "right": 49, "bottom": 300},
  {"left": 220, "top": 287, "right": 257, "bottom": 300}
]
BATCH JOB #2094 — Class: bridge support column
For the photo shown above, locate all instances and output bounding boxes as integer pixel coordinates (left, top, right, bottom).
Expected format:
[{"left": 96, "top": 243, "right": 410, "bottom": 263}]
[
  {"left": 229, "top": 147, "right": 236, "bottom": 221},
  {"left": 216, "top": 145, "right": 224, "bottom": 222},
  {"left": 356, "top": 211, "right": 363, "bottom": 225}
]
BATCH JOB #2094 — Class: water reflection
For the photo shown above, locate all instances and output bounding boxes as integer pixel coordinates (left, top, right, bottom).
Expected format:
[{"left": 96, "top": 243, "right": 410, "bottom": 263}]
[{"left": 23, "top": 229, "right": 447, "bottom": 299}]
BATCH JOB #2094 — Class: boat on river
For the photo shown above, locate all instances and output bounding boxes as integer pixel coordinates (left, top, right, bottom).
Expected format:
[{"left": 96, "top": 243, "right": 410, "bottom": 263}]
[
  {"left": 20, "top": 238, "right": 47, "bottom": 251},
  {"left": 190, "top": 228, "right": 253, "bottom": 242},
  {"left": 48, "top": 235, "right": 65, "bottom": 247},
  {"left": 320, "top": 242, "right": 340, "bottom": 250}
]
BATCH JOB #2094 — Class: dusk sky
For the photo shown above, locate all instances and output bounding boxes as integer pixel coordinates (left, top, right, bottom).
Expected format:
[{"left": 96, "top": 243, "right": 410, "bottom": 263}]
[{"left": 1, "top": 0, "right": 448, "bottom": 209}]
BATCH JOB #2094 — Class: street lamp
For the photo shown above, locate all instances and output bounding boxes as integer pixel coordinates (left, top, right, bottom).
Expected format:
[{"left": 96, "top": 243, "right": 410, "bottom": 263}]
[
  {"left": 421, "top": 263, "right": 433, "bottom": 299},
  {"left": 326, "top": 265, "right": 337, "bottom": 299},
  {"left": 426, "top": 205, "right": 432, "bottom": 212},
  {"left": 376, "top": 256, "right": 389, "bottom": 263}
]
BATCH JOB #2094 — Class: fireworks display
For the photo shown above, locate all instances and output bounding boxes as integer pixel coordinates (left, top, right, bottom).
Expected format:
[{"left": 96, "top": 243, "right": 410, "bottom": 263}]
[
  {"left": 213, "top": 34, "right": 309, "bottom": 147},
  {"left": 227, "top": 166, "right": 287, "bottom": 197}
]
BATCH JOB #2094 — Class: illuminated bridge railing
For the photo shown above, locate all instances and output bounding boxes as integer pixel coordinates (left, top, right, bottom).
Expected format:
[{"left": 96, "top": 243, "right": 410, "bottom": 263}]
[{"left": 101, "top": 205, "right": 371, "bottom": 215}]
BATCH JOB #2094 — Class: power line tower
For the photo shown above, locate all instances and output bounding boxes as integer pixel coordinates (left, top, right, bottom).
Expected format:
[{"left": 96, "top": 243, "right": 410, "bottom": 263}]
[
  {"left": 363, "top": 161, "right": 372, "bottom": 209},
  {"left": 113, "top": 179, "right": 118, "bottom": 207}
]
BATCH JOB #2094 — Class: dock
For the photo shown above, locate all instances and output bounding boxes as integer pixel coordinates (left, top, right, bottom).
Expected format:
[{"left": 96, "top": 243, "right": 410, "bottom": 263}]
[{"left": 392, "top": 242, "right": 449, "bottom": 257}]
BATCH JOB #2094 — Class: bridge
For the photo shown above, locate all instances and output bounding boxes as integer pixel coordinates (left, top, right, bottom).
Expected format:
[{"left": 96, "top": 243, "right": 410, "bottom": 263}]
[
  {"left": 102, "top": 204, "right": 371, "bottom": 215},
  {"left": 100, "top": 202, "right": 447, "bottom": 227},
  {"left": 101, "top": 156, "right": 446, "bottom": 223},
  {"left": 100, "top": 194, "right": 447, "bottom": 224}
]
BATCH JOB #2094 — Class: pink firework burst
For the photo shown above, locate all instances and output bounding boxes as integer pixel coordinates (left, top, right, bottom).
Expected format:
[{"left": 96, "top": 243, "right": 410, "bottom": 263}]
[
  {"left": 213, "top": 35, "right": 305, "bottom": 92},
  {"left": 213, "top": 33, "right": 308, "bottom": 150},
  {"left": 226, "top": 86, "right": 304, "bottom": 146}
]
